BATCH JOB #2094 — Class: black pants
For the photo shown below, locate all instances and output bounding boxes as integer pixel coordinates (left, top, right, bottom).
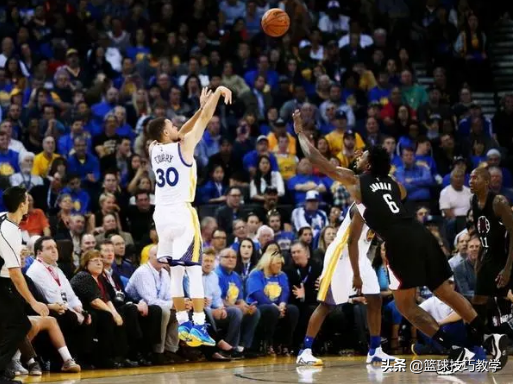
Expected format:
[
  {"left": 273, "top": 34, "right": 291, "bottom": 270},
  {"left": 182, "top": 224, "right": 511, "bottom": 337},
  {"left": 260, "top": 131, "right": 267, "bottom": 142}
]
[
  {"left": 88, "top": 309, "right": 128, "bottom": 367},
  {"left": 256, "top": 304, "right": 299, "bottom": 349},
  {"left": 0, "top": 278, "right": 31, "bottom": 373},
  {"left": 118, "top": 303, "right": 162, "bottom": 357}
]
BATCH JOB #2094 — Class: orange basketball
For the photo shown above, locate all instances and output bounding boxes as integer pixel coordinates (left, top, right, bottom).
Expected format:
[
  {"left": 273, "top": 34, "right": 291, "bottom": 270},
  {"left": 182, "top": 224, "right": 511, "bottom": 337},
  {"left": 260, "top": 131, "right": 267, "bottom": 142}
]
[{"left": 261, "top": 9, "right": 290, "bottom": 38}]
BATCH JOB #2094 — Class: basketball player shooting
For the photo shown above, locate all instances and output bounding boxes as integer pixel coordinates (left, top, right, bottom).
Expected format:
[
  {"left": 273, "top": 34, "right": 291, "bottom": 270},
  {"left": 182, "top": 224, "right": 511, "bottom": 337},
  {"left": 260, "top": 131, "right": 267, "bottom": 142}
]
[
  {"left": 147, "top": 86, "right": 232, "bottom": 347},
  {"left": 293, "top": 109, "right": 507, "bottom": 371},
  {"left": 469, "top": 167, "right": 513, "bottom": 367}
]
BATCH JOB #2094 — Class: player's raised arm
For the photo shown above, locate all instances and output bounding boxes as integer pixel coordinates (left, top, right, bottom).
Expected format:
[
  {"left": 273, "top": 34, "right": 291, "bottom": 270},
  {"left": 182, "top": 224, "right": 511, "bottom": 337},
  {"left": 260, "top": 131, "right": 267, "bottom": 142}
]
[
  {"left": 181, "top": 86, "right": 232, "bottom": 150},
  {"left": 293, "top": 110, "right": 357, "bottom": 187},
  {"left": 493, "top": 195, "right": 513, "bottom": 287}
]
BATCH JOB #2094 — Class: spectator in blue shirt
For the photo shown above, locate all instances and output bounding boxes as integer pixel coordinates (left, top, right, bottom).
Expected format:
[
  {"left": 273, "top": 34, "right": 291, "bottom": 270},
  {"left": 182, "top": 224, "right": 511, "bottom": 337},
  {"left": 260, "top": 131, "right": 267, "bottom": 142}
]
[
  {"left": 287, "top": 158, "right": 326, "bottom": 206},
  {"left": 60, "top": 174, "right": 91, "bottom": 215},
  {"left": 246, "top": 250, "right": 299, "bottom": 354},
  {"left": 441, "top": 157, "right": 470, "bottom": 188},
  {"left": 199, "top": 165, "right": 228, "bottom": 205},
  {"left": 382, "top": 136, "right": 403, "bottom": 174},
  {"left": 291, "top": 191, "right": 328, "bottom": 238},
  {"left": 394, "top": 147, "right": 433, "bottom": 201},
  {"left": 219, "top": 0, "right": 246, "bottom": 27},
  {"left": 58, "top": 118, "right": 93, "bottom": 158},
  {"left": 458, "top": 103, "right": 492, "bottom": 137},
  {"left": 486, "top": 149, "right": 513, "bottom": 188},
  {"left": 0, "top": 130, "right": 19, "bottom": 177},
  {"left": 216, "top": 248, "right": 260, "bottom": 356},
  {"left": 242, "top": 135, "right": 279, "bottom": 176},
  {"left": 91, "top": 87, "right": 119, "bottom": 126},
  {"left": 268, "top": 210, "right": 295, "bottom": 252},
  {"left": 244, "top": 55, "right": 279, "bottom": 91},
  {"left": 368, "top": 71, "right": 391, "bottom": 105},
  {"left": 67, "top": 136, "right": 101, "bottom": 184},
  {"left": 415, "top": 136, "right": 442, "bottom": 184},
  {"left": 195, "top": 116, "right": 222, "bottom": 168}
]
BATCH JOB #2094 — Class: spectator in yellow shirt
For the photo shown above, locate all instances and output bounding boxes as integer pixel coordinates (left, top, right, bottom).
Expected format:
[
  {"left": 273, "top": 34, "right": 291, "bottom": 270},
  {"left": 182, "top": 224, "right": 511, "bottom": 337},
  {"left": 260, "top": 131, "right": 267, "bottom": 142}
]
[
  {"left": 140, "top": 225, "right": 158, "bottom": 265},
  {"left": 32, "top": 136, "right": 60, "bottom": 177},
  {"left": 336, "top": 130, "right": 358, "bottom": 168},
  {"left": 268, "top": 118, "right": 296, "bottom": 155},
  {"left": 325, "top": 111, "right": 365, "bottom": 157},
  {"left": 275, "top": 136, "right": 298, "bottom": 181}
]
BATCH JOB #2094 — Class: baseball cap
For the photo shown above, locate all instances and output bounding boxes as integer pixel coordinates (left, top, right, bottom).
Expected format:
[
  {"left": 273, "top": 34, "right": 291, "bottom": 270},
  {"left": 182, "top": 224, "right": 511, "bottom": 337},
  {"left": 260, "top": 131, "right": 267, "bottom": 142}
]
[
  {"left": 274, "top": 118, "right": 286, "bottom": 127},
  {"left": 429, "top": 113, "right": 442, "bottom": 121},
  {"left": 66, "top": 48, "right": 78, "bottom": 57},
  {"left": 299, "top": 40, "right": 312, "bottom": 49},
  {"left": 335, "top": 110, "right": 347, "bottom": 120},
  {"left": 344, "top": 130, "right": 356, "bottom": 139},
  {"left": 327, "top": 0, "right": 340, "bottom": 8},
  {"left": 487, "top": 149, "right": 501, "bottom": 158},
  {"left": 306, "top": 190, "right": 319, "bottom": 201},
  {"left": 257, "top": 135, "right": 269, "bottom": 143}
]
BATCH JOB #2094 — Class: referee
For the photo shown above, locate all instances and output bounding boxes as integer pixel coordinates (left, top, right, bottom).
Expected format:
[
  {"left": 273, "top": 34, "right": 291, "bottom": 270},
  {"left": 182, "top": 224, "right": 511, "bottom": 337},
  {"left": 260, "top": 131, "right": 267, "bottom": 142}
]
[{"left": 0, "top": 186, "right": 48, "bottom": 383}]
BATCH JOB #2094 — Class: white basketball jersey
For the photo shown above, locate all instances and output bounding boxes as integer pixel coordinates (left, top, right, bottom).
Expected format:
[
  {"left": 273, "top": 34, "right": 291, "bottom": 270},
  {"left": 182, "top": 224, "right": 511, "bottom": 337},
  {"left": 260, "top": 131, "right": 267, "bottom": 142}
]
[
  {"left": 151, "top": 142, "right": 197, "bottom": 206},
  {"left": 336, "top": 204, "right": 375, "bottom": 259}
]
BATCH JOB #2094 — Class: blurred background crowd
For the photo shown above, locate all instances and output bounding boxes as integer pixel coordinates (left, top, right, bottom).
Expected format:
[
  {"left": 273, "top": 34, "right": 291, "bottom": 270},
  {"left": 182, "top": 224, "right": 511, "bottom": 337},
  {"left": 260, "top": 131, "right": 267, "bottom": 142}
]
[{"left": 1, "top": 0, "right": 513, "bottom": 376}]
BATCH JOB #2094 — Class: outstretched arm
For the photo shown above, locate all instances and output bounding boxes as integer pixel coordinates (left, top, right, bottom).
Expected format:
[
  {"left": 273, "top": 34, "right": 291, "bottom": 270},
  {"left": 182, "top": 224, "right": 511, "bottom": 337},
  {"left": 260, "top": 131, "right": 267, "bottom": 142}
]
[
  {"left": 182, "top": 86, "right": 232, "bottom": 152},
  {"left": 494, "top": 195, "right": 513, "bottom": 288},
  {"left": 178, "top": 88, "right": 213, "bottom": 137},
  {"left": 293, "top": 110, "right": 357, "bottom": 187},
  {"left": 348, "top": 206, "right": 365, "bottom": 294}
]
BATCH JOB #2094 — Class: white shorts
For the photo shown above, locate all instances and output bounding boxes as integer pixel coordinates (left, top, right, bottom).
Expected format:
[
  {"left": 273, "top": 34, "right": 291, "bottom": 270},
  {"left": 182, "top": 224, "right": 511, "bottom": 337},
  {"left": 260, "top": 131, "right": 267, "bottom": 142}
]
[
  {"left": 153, "top": 203, "right": 203, "bottom": 266},
  {"left": 317, "top": 242, "right": 380, "bottom": 306}
]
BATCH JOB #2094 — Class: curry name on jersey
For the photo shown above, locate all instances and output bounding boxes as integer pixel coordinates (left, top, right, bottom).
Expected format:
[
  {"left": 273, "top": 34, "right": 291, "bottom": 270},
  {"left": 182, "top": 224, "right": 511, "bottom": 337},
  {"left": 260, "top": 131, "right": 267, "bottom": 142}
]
[{"left": 151, "top": 142, "right": 197, "bottom": 206}]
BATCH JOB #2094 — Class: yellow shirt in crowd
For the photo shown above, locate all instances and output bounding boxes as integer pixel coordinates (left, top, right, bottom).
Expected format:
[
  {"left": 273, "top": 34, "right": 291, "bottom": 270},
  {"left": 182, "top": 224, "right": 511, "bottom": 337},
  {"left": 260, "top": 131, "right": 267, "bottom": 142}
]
[
  {"left": 275, "top": 153, "right": 298, "bottom": 181},
  {"left": 32, "top": 153, "right": 61, "bottom": 177},
  {"left": 325, "top": 130, "right": 365, "bottom": 157},
  {"left": 267, "top": 132, "right": 297, "bottom": 156}
]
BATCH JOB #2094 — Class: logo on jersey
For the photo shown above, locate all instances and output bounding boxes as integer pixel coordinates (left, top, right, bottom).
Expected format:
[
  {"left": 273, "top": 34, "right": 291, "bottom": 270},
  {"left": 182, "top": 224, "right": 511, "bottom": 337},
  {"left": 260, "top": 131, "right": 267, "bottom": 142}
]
[
  {"left": 154, "top": 153, "right": 173, "bottom": 164},
  {"left": 366, "top": 229, "right": 375, "bottom": 243},
  {"left": 477, "top": 216, "right": 490, "bottom": 235},
  {"left": 370, "top": 182, "right": 392, "bottom": 193}
]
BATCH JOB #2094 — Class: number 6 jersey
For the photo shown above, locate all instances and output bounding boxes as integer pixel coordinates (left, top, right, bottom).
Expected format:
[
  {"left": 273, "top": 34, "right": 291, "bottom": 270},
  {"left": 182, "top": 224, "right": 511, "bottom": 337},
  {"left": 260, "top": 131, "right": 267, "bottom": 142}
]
[
  {"left": 358, "top": 173, "right": 412, "bottom": 238},
  {"left": 151, "top": 142, "right": 197, "bottom": 206}
]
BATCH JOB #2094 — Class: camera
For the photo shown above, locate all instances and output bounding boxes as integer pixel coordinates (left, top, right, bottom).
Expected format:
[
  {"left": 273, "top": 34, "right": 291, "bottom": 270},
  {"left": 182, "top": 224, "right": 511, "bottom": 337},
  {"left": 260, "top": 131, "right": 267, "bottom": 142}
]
[{"left": 114, "top": 291, "right": 125, "bottom": 304}]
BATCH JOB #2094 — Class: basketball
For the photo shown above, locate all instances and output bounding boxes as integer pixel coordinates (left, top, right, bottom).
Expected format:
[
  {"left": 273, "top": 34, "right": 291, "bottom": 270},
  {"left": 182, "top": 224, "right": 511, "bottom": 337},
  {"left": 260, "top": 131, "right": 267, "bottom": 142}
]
[{"left": 261, "top": 9, "right": 290, "bottom": 38}]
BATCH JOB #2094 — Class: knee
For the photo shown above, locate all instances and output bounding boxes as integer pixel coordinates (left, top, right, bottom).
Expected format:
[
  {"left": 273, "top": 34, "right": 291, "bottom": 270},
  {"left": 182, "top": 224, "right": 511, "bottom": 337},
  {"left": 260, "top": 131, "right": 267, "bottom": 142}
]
[
  {"left": 228, "top": 307, "right": 243, "bottom": 322},
  {"left": 260, "top": 304, "right": 280, "bottom": 319},
  {"left": 251, "top": 308, "right": 261, "bottom": 322},
  {"left": 286, "top": 304, "right": 299, "bottom": 319}
]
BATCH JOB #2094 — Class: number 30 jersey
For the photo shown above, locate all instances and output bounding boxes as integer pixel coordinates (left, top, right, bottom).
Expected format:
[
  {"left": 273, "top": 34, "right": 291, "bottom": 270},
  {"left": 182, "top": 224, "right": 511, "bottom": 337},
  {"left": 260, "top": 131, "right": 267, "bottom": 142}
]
[
  {"left": 358, "top": 173, "right": 412, "bottom": 238},
  {"left": 151, "top": 142, "right": 197, "bottom": 206}
]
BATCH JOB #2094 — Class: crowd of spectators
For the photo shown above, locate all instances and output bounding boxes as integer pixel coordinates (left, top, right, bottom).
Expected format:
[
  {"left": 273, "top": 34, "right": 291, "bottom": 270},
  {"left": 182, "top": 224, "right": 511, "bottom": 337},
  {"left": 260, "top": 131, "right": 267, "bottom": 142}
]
[{"left": 1, "top": 0, "right": 513, "bottom": 376}]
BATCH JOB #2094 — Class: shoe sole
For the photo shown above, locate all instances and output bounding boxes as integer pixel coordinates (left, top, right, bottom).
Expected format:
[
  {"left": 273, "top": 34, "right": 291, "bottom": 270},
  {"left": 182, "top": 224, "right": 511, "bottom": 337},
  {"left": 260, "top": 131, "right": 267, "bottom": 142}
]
[
  {"left": 296, "top": 358, "right": 323, "bottom": 366},
  {"left": 492, "top": 334, "right": 509, "bottom": 370},
  {"left": 178, "top": 329, "right": 191, "bottom": 342},
  {"left": 62, "top": 366, "right": 81, "bottom": 373},
  {"left": 187, "top": 332, "right": 214, "bottom": 347}
]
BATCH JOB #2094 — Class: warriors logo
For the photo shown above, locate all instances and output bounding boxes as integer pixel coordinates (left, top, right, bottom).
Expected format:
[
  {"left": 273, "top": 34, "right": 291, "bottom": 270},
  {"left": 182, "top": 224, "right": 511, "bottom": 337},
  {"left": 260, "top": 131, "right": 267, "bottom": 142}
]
[
  {"left": 477, "top": 216, "right": 490, "bottom": 235},
  {"left": 366, "top": 229, "right": 375, "bottom": 243}
]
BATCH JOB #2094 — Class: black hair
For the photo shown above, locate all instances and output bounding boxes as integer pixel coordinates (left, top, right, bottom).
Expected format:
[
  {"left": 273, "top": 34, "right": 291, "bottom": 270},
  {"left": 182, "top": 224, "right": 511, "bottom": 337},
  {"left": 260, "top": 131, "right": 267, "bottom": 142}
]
[
  {"left": 2, "top": 186, "right": 27, "bottom": 213},
  {"left": 148, "top": 117, "right": 167, "bottom": 142},
  {"left": 235, "top": 237, "right": 259, "bottom": 275},
  {"left": 254, "top": 155, "right": 273, "bottom": 195},
  {"left": 368, "top": 145, "right": 391, "bottom": 177},
  {"left": 34, "top": 236, "right": 54, "bottom": 256}
]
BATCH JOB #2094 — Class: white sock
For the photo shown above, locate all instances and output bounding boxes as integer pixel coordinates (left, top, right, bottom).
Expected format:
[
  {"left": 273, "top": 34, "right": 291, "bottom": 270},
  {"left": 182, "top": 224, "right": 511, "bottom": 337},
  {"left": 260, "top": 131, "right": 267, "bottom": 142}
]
[
  {"left": 13, "top": 350, "right": 21, "bottom": 360},
  {"left": 58, "top": 347, "right": 72, "bottom": 362},
  {"left": 27, "top": 358, "right": 35, "bottom": 365},
  {"left": 237, "top": 346, "right": 244, "bottom": 352},
  {"left": 176, "top": 310, "right": 189, "bottom": 325},
  {"left": 192, "top": 311, "right": 206, "bottom": 326}
]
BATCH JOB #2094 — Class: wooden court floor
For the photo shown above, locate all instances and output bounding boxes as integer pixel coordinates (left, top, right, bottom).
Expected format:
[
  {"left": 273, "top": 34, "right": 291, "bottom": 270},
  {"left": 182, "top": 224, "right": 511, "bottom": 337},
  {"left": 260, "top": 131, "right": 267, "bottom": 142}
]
[{"left": 22, "top": 355, "right": 513, "bottom": 384}]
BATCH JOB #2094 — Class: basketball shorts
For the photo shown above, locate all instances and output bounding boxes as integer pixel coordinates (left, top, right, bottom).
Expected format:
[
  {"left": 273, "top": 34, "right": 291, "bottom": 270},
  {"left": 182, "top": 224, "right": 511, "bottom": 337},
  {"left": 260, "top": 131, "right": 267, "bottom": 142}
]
[
  {"left": 384, "top": 221, "right": 452, "bottom": 292},
  {"left": 153, "top": 202, "right": 203, "bottom": 266},
  {"left": 317, "top": 237, "right": 380, "bottom": 306},
  {"left": 475, "top": 256, "right": 511, "bottom": 297}
]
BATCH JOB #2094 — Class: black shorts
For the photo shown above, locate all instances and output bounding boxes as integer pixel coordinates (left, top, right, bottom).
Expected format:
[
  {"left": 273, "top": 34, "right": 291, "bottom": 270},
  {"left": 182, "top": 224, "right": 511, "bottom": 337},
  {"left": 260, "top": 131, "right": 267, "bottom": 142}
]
[
  {"left": 384, "top": 221, "right": 452, "bottom": 292},
  {"left": 475, "top": 255, "right": 511, "bottom": 297}
]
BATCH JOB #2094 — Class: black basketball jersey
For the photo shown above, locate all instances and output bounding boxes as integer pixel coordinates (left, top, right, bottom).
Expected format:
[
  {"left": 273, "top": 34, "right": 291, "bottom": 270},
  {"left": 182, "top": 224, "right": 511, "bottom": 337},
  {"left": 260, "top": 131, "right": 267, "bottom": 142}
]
[
  {"left": 359, "top": 173, "right": 413, "bottom": 238},
  {"left": 472, "top": 191, "right": 509, "bottom": 264}
]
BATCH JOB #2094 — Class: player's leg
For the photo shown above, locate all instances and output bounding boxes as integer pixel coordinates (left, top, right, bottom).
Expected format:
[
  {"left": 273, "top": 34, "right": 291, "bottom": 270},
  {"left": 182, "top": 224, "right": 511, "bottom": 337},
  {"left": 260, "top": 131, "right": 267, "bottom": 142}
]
[
  {"left": 186, "top": 264, "right": 216, "bottom": 347},
  {"left": 296, "top": 303, "right": 331, "bottom": 366},
  {"left": 361, "top": 256, "right": 396, "bottom": 363},
  {"left": 169, "top": 265, "right": 192, "bottom": 342}
]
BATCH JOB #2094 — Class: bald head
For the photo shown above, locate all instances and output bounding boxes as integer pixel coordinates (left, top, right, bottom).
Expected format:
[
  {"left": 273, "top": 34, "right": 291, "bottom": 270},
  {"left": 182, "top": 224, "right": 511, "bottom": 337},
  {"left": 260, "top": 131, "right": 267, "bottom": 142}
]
[
  {"left": 148, "top": 245, "right": 163, "bottom": 270},
  {"left": 110, "top": 234, "right": 125, "bottom": 256},
  {"left": 219, "top": 248, "right": 237, "bottom": 270}
]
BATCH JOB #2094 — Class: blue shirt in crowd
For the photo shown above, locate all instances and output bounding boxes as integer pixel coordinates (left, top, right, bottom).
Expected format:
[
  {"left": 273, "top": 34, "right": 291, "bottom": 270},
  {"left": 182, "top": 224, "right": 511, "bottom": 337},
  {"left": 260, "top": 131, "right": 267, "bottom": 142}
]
[
  {"left": 60, "top": 187, "right": 91, "bottom": 215},
  {"left": 242, "top": 150, "right": 279, "bottom": 172},
  {"left": 246, "top": 269, "right": 289, "bottom": 305},
  {"left": 287, "top": 174, "right": 324, "bottom": 205},
  {"left": 0, "top": 150, "right": 20, "bottom": 176},
  {"left": 67, "top": 154, "right": 101, "bottom": 183},
  {"left": 394, "top": 164, "right": 433, "bottom": 201},
  {"left": 215, "top": 266, "right": 244, "bottom": 305}
]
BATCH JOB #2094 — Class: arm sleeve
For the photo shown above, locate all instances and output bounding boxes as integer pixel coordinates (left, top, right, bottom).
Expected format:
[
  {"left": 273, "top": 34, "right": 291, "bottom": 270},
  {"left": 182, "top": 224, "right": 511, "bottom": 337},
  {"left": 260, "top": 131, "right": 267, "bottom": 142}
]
[
  {"left": 439, "top": 189, "right": 451, "bottom": 211},
  {"left": 249, "top": 180, "right": 258, "bottom": 199},
  {"left": 0, "top": 223, "right": 22, "bottom": 269},
  {"left": 71, "top": 273, "right": 102, "bottom": 305},
  {"left": 274, "top": 172, "right": 285, "bottom": 197},
  {"left": 411, "top": 167, "right": 433, "bottom": 187},
  {"left": 211, "top": 275, "right": 223, "bottom": 309},
  {"left": 246, "top": 271, "right": 273, "bottom": 305},
  {"left": 92, "top": 157, "right": 101, "bottom": 182}
]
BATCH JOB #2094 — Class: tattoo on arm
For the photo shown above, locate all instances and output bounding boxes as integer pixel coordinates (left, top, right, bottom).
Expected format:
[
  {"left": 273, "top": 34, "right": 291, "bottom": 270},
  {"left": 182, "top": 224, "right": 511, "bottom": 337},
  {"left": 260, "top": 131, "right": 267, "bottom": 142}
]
[{"left": 494, "top": 195, "right": 513, "bottom": 267}]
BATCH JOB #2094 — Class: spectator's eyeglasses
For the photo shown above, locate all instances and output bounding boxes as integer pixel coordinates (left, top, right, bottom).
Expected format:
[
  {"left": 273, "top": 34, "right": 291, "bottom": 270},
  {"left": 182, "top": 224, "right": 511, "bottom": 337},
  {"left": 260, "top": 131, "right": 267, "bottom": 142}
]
[
  {"left": 213, "top": 236, "right": 227, "bottom": 240},
  {"left": 234, "top": 226, "right": 246, "bottom": 231}
]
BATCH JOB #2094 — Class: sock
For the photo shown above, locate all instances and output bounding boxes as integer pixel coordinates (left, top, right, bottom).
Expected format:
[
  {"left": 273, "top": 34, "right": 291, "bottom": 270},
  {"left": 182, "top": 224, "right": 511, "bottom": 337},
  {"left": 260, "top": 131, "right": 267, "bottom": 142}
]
[
  {"left": 467, "top": 315, "right": 486, "bottom": 347},
  {"left": 13, "top": 350, "right": 21, "bottom": 360},
  {"left": 58, "top": 347, "right": 72, "bottom": 362},
  {"left": 192, "top": 311, "right": 206, "bottom": 326},
  {"left": 433, "top": 328, "right": 457, "bottom": 349},
  {"left": 27, "top": 358, "right": 35, "bottom": 365},
  {"left": 303, "top": 336, "right": 314, "bottom": 349},
  {"left": 472, "top": 303, "right": 488, "bottom": 326},
  {"left": 176, "top": 311, "right": 189, "bottom": 325},
  {"left": 369, "top": 336, "right": 381, "bottom": 353},
  {"left": 237, "top": 346, "right": 244, "bottom": 352}
]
